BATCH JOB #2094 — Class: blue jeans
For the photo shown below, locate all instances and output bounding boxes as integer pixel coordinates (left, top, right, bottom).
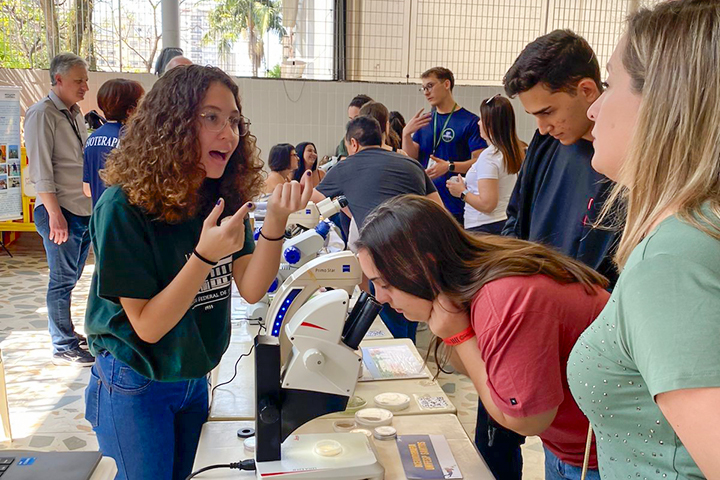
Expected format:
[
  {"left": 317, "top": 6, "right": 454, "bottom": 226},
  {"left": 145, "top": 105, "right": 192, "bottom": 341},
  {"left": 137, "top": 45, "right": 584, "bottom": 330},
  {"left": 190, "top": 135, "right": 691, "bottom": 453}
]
[
  {"left": 368, "top": 283, "right": 418, "bottom": 343},
  {"left": 34, "top": 205, "right": 91, "bottom": 353},
  {"left": 544, "top": 446, "right": 600, "bottom": 480},
  {"left": 85, "top": 352, "right": 208, "bottom": 480},
  {"left": 475, "top": 401, "right": 524, "bottom": 480}
]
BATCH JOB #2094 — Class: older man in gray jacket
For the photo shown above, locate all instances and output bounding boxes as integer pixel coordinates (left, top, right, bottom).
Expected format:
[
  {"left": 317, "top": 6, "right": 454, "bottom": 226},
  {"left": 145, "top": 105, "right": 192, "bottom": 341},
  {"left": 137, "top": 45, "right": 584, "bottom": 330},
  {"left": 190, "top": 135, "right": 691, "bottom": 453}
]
[{"left": 26, "top": 53, "right": 94, "bottom": 366}]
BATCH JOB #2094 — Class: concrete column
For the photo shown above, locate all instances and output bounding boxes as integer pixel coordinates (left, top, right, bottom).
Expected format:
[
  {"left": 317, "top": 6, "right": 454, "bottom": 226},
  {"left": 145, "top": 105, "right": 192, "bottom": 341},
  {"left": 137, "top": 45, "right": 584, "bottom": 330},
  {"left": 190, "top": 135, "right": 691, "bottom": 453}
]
[{"left": 161, "top": 0, "right": 181, "bottom": 48}]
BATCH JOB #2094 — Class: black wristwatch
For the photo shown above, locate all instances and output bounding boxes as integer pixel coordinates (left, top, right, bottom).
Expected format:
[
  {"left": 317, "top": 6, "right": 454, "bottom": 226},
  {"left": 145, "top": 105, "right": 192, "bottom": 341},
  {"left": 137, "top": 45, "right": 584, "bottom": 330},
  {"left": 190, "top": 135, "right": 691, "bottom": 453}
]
[
  {"left": 460, "top": 189, "right": 470, "bottom": 201},
  {"left": 448, "top": 161, "right": 456, "bottom": 172}
]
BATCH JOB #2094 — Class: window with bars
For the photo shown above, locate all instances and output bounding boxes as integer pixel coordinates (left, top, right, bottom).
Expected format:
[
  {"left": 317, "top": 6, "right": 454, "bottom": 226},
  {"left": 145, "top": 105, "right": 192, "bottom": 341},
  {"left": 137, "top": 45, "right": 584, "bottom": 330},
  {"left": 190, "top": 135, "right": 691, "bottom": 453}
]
[
  {"left": 347, "top": 0, "right": 664, "bottom": 85},
  {"left": 1, "top": 0, "right": 662, "bottom": 82}
]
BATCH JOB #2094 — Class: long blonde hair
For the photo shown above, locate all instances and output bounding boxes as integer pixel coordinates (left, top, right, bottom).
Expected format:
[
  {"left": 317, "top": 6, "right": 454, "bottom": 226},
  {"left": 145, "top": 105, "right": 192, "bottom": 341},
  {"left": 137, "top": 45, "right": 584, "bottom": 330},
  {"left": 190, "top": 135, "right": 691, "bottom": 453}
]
[{"left": 601, "top": 0, "right": 720, "bottom": 268}]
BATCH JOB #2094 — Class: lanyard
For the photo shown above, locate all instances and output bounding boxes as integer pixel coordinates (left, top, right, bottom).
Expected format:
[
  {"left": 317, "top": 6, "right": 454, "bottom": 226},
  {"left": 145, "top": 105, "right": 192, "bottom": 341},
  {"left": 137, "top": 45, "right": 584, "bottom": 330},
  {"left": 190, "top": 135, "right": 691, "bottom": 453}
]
[
  {"left": 48, "top": 96, "right": 84, "bottom": 148},
  {"left": 432, "top": 103, "right": 458, "bottom": 154}
]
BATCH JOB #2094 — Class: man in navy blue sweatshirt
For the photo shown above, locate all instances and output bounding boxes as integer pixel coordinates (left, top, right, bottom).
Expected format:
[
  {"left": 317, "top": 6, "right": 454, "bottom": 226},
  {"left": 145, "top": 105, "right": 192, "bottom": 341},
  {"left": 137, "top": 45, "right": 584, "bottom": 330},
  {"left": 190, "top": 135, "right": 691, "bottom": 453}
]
[{"left": 473, "top": 30, "right": 621, "bottom": 480}]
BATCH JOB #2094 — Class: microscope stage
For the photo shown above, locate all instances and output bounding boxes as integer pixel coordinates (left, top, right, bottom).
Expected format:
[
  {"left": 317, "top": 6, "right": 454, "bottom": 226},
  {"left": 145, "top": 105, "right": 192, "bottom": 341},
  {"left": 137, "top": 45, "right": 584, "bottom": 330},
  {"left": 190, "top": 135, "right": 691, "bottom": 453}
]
[{"left": 255, "top": 433, "right": 384, "bottom": 479}]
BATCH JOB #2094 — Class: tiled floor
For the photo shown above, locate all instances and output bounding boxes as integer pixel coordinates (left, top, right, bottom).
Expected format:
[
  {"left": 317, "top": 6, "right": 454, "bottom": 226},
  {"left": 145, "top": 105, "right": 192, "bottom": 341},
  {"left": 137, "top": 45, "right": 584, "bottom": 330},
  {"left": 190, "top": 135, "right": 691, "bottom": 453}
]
[{"left": 0, "top": 234, "right": 545, "bottom": 479}]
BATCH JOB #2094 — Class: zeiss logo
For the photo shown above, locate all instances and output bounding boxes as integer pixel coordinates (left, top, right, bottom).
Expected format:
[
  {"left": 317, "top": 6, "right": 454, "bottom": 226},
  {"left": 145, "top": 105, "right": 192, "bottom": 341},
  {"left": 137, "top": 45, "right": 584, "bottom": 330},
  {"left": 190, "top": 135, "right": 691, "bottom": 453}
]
[
  {"left": 342, "top": 265, "right": 350, "bottom": 273},
  {"left": 305, "top": 209, "right": 312, "bottom": 214}
]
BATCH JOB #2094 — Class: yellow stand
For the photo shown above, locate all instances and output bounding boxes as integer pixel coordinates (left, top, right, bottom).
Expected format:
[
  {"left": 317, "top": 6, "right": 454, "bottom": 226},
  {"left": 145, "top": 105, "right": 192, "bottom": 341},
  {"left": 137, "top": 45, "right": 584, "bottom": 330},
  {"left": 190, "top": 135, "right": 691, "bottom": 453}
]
[{"left": 0, "top": 147, "right": 36, "bottom": 251}]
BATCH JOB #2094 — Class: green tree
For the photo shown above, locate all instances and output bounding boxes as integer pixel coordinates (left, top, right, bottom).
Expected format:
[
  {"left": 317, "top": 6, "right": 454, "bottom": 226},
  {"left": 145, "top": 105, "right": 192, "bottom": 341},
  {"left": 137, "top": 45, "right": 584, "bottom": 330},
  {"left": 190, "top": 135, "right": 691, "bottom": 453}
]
[
  {"left": 205, "top": 0, "right": 285, "bottom": 77},
  {"left": 266, "top": 63, "right": 280, "bottom": 78},
  {"left": 0, "top": 0, "right": 47, "bottom": 68},
  {"left": 37, "top": 0, "right": 59, "bottom": 60}
]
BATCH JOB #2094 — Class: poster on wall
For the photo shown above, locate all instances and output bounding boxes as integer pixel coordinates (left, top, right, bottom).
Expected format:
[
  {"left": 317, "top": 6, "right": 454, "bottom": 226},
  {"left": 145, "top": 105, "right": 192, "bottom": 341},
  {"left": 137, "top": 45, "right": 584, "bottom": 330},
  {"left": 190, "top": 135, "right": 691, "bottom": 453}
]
[{"left": 0, "top": 87, "right": 22, "bottom": 222}]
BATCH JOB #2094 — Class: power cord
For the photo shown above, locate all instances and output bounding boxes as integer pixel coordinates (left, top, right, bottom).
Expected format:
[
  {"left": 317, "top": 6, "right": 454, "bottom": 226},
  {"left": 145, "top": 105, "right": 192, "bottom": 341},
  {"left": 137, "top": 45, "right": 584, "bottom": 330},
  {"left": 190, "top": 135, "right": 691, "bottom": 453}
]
[
  {"left": 185, "top": 459, "right": 256, "bottom": 479},
  {"left": 211, "top": 343, "right": 255, "bottom": 398},
  {"left": 209, "top": 321, "right": 267, "bottom": 398}
]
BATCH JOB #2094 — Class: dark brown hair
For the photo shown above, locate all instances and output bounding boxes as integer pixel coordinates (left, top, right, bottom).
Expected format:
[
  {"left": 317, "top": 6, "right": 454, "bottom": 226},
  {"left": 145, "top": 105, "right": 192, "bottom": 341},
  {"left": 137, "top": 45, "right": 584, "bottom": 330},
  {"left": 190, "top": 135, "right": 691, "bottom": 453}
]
[
  {"left": 480, "top": 95, "right": 524, "bottom": 175},
  {"left": 359, "top": 101, "right": 401, "bottom": 149},
  {"left": 349, "top": 94, "right": 373, "bottom": 109},
  {"left": 357, "top": 195, "right": 608, "bottom": 305},
  {"left": 421, "top": 67, "right": 455, "bottom": 91},
  {"left": 97, "top": 79, "right": 145, "bottom": 122},
  {"left": 503, "top": 29, "right": 602, "bottom": 97},
  {"left": 102, "top": 65, "right": 263, "bottom": 224},
  {"left": 357, "top": 195, "right": 608, "bottom": 373}
]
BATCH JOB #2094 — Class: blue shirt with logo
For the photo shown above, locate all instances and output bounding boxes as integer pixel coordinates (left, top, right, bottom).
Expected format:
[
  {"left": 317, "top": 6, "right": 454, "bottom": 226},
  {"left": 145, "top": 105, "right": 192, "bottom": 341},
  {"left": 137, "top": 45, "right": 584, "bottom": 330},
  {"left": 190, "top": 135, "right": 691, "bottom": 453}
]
[
  {"left": 83, "top": 122, "right": 122, "bottom": 207},
  {"left": 412, "top": 107, "right": 486, "bottom": 221}
]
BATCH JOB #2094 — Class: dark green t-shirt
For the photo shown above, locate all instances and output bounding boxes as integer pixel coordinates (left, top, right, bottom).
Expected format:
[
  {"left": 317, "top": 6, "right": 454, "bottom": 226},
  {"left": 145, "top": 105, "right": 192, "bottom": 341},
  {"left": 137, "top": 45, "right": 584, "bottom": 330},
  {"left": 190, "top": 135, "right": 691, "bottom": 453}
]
[{"left": 85, "top": 185, "right": 255, "bottom": 381}]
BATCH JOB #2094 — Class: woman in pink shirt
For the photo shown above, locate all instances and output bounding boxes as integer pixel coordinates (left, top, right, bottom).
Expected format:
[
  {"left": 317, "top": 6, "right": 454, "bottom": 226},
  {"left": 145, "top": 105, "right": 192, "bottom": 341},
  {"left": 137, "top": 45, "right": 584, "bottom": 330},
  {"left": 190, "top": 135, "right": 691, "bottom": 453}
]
[{"left": 356, "top": 195, "right": 609, "bottom": 480}]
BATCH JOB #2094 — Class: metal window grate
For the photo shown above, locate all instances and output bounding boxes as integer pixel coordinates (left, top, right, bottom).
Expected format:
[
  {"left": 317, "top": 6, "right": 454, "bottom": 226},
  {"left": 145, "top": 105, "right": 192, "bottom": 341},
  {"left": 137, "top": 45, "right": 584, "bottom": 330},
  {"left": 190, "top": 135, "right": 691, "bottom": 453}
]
[
  {"left": 410, "top": 0, "right": 545, "bottom": 85},
  {"left": 0, "top": 0, "right": 664, "bottom": 81},
  {"left": 346, "top": 0, "right": 408, "bottom": 82}
]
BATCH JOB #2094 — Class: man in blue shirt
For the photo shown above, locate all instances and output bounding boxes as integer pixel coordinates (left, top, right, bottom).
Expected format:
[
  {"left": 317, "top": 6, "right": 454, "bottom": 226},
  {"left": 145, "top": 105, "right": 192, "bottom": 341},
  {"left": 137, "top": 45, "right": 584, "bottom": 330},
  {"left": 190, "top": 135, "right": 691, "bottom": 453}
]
[{"left": 402, "top": 67, "right": 486, "bottom": 224}]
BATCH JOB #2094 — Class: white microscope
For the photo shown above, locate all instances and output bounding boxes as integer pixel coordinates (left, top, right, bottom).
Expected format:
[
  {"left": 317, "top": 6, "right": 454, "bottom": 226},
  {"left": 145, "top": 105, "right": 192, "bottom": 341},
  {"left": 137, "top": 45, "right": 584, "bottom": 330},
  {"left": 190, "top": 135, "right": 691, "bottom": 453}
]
[
  {"left": 245, "top": 196, "right": 349, "bottom": 323},
  {"left": 254, "top": 196, "right": 348, "bottom": 237},
  {"left": 252, "top": 252, "right": 385, "bottom": 480}
]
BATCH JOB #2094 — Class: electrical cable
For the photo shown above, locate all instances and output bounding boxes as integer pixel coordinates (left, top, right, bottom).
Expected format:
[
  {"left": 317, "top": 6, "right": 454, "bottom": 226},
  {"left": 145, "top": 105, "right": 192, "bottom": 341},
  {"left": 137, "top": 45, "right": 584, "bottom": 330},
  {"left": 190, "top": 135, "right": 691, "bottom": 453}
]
[
  {"left": 211, "top": 343, "right": 254, "bottom": 398},
  {"left": 208, "top": 321, "right": 267, "bottom": 399},
  {"left": 185, "top": 459, "right": 256, "bottom": 479}
]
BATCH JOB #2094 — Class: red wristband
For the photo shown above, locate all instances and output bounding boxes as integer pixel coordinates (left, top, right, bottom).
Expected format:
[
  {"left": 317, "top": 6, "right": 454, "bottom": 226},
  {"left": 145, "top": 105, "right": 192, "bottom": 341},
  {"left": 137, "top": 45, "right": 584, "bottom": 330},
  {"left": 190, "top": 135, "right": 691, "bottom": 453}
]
[{"left": 442, "top": 326, "right": 475, "bottom": 346}]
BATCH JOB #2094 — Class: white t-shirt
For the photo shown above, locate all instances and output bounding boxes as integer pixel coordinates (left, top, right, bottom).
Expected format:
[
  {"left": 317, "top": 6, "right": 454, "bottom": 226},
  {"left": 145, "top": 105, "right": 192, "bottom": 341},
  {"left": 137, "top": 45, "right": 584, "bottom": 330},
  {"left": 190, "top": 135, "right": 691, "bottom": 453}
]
[{"left": 463, "top": 145, "right": 517, "bottom": 229}]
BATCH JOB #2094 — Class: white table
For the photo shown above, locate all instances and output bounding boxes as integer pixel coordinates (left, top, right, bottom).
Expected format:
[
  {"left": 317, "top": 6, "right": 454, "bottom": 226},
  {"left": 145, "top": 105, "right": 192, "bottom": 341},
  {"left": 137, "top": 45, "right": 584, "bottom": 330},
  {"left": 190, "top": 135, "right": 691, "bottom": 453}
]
[
  {"left": 209, "top": 338, "right": 454, "bottom": 422},
  {"left": 193, "top": 415, "right": 494, "bottom": 479}
]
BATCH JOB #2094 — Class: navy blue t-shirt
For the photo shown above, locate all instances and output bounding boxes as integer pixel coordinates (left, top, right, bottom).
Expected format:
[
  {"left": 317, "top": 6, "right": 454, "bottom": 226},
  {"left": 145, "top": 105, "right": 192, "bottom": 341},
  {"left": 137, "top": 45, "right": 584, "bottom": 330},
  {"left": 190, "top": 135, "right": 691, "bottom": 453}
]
[
  {"left": 412, "top": 107, "right": 486, "bottom": 222},
  {"left": 83, "top": 122, "right": 122, "bottom": 206},
  {"left": 502, "top": 131, "right": 620, "bottom": 286}
]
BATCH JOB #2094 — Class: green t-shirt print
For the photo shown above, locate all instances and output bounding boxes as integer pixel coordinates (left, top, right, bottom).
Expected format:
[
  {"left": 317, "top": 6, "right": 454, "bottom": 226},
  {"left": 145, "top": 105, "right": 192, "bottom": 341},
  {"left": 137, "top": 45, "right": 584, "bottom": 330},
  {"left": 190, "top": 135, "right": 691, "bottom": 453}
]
[
  {"left": 85, "top": 186, "right": 255, "bottom": 381},
  {"left": 568, "top": 213, "right": 720, "bottom": 480}
]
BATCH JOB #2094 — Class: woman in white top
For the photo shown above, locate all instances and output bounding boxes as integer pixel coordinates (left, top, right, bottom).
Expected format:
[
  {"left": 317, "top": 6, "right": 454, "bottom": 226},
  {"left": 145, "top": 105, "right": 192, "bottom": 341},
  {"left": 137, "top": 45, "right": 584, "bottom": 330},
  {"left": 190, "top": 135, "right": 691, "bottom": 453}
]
[{"left": 448, "top": 95, "right": 525, "bottom": 234}]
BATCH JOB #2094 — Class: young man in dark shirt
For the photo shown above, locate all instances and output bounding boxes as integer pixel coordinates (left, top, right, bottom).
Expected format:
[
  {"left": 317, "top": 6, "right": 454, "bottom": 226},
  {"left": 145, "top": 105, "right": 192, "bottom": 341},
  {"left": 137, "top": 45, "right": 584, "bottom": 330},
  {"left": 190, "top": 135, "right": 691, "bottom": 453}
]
[
  {"left": 402, "top": 67, "right": 486, "bottom": 224},
  {"left": 312, "top": 116, "right": 442, "bottom": 341},
  {"left": 469, "top": 30, "right": 620, "bottom": 480}
]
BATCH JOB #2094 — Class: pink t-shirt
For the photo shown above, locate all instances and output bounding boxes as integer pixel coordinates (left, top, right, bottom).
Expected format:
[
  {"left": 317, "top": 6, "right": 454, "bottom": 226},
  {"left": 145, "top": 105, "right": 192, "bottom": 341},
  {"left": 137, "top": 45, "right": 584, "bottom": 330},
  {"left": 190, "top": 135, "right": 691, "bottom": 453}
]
[{"left": 471, "top": 275, "right": 609, "bottom": 467}]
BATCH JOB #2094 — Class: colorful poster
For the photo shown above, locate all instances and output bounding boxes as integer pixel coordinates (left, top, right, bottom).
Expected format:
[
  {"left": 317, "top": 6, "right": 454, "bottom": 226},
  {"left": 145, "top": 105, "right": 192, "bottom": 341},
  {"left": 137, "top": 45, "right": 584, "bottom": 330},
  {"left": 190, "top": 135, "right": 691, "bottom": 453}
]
[
  {"left": 0, "top": 88, "right": 22, "bottom": 221},
  {"left": 360, "top": 344, "right": 428, "bottom": 381}
]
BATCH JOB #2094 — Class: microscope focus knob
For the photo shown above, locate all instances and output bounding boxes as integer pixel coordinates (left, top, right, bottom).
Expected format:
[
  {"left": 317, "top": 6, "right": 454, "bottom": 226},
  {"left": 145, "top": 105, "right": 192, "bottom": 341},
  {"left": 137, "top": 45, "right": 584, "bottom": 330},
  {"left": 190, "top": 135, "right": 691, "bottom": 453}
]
[
  {"left": 315, "top": 221, "right": 331, "bottom": 239},
  {"left": 258, "top": 399, "right": 280, "bottom": 424},
  {"left": 303, "top": 348, "right": 325, "bottom": 372},
  {"left": 284, "top": 246, "right": 302, "bottom": 264}
]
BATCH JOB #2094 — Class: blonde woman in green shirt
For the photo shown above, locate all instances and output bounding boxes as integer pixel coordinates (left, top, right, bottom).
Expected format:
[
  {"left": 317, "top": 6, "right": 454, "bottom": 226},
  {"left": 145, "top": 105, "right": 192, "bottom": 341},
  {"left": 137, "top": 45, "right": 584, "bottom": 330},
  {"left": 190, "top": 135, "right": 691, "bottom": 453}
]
[{"left": 568, "top": 1, "right": 720, "bottom": 478}]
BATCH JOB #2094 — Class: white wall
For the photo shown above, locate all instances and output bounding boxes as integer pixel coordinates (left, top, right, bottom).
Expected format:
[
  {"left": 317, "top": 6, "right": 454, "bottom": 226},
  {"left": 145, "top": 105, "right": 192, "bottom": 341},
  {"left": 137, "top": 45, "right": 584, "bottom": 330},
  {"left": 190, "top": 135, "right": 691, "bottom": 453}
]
[{"left": 0, "top": 68, "right": 538, "bottom": 164}]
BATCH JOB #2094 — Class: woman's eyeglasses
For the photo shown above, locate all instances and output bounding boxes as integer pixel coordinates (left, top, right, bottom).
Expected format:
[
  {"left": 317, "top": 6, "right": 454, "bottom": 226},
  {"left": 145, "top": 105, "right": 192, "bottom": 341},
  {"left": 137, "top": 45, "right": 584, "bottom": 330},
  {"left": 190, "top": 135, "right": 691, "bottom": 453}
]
[{"left": 199, "top": 112, "right": 251, "bottom": 137}]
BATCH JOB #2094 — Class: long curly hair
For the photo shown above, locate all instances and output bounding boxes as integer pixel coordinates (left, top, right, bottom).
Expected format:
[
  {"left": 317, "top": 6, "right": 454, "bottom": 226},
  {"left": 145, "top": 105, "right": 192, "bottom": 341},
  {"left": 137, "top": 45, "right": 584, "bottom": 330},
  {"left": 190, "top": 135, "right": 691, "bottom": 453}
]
[{"left": 101, "top": 65, "right": 263, "bottom": 223}]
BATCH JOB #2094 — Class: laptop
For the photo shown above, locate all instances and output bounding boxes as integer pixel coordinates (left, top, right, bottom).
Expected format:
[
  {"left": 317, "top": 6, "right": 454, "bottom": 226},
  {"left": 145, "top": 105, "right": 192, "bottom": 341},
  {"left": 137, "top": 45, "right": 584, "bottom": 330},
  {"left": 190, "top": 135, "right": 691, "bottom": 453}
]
[{"left": 0, "top": 450, "right": 102, "bottom": 480}]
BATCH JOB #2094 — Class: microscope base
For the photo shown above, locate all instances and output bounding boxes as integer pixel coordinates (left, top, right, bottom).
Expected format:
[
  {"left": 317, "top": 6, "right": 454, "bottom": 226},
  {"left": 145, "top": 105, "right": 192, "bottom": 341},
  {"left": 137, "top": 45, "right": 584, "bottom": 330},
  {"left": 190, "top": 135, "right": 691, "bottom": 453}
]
[{"left": 255, "top": 433, "right": 384, "bottom": 480}]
